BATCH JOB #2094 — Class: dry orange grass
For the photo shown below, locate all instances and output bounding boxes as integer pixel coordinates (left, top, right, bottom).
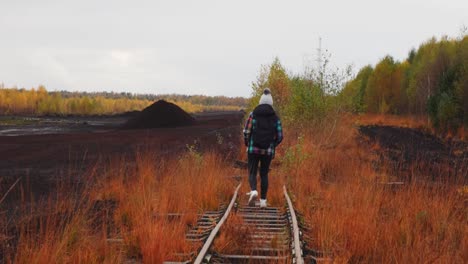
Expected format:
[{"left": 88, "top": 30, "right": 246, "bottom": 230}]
[
  {"left": 282, "top": 114, "right": 467, "bottom": 263},
  {"left": 212, "top": 213, "right": 290, "bottom": 263},
  {"left": 212, "top": 213, "right": 254, "bottom": 254},
  {"left": 4, "top": 149, "right": 237, "bottom": 263},
  {"left": 102, "top": 151, "right": 236, "bottom": 262}
]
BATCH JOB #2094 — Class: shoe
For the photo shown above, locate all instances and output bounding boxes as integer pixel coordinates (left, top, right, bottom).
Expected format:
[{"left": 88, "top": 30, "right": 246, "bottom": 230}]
[
  {"left": 260, "top": 199, "right": 267, "bottom": 208},
  {"left": 247, "top": 190, "right": 258, "bottom": 206}
]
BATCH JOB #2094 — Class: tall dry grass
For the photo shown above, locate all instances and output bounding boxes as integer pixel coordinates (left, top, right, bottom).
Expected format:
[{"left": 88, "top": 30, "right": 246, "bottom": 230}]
[
  {"left": 282, "top": 114, "right": 467, "bottom": 263},
  {"left": 2, "top": 149, "right": 237, "bottom": 263}
]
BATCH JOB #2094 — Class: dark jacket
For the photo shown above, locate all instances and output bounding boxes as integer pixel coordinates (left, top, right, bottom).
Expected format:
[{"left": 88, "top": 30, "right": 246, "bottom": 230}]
[{"left": 243, "top": 104, "right": 283, "bottom": 157}]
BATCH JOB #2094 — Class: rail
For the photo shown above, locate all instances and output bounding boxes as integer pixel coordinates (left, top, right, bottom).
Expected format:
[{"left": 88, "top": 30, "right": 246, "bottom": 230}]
[
  {"left": 193, "top": 183, "right": 242, "bottom": 264},
  {"left": 284, "top": 185, "right": 304, "bottom": 264}
]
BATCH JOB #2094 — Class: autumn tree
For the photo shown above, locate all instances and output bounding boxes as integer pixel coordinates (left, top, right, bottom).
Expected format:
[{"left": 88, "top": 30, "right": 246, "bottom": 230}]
[
  {"left": 341, "top": 65, "right": 373, "bottom": 113},
  {"left": 456, "top": 36, "right": 468, "bottom": 127},
  {"left": 345, "top": 34, "right": 467, "bottom": 134},
  {"left": 427, "top": 36, "right": 465, "bottom": 131},
  {"left": 248, "top": 58, "right": 291, "bottom": 116},
  {"left": 364, "top": 56, "right": 403, "bottom": 114}
]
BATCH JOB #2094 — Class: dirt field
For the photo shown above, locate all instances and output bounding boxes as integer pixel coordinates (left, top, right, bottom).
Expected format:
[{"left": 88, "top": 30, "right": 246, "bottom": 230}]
[
  {"left": 0, "top": 111, "right": 244, "bottom": 207},
  {"left": 359, "top": 125, "right": 468, "bottom": 182}
]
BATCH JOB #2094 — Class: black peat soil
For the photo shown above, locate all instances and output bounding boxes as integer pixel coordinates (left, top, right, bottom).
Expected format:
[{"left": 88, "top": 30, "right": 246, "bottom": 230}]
[{"left": 359, "top": 125, "right": 467, "bottom": 182}]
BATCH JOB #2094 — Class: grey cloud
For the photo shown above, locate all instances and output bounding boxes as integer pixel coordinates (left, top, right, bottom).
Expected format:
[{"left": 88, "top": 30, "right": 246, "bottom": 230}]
[{"left": 1, "top": 0, "right": 467, "bottom": 96}]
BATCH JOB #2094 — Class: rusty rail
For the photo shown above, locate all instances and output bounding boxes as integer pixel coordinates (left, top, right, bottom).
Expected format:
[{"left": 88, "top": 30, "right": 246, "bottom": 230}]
[
  {"left": 193, "top": 183, "right": 242, "bottom": 264},
  {"left": 284, "top": 185, "right": 304, "bottom": 264}
]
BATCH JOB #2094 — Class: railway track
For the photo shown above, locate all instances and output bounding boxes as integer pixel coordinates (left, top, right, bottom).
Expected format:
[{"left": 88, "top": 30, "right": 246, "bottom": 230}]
[{"left": 167, "top": 183, "right": 306, "bottom": 264}]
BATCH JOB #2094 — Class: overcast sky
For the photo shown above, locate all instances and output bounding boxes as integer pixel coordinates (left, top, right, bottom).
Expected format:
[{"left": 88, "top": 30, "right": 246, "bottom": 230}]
[{"left": 1, "top": 0, "right": 466, "bottom": 97}]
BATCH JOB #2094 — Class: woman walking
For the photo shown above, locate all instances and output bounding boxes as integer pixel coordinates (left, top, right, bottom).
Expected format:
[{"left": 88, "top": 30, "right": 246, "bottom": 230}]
[{"left": 243, "top": 88, "right": 283, "bottom": 207}]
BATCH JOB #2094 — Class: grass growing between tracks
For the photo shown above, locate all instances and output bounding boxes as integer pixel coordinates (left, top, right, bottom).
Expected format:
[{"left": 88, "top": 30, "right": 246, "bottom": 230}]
[
  {"left": 2, "top": 150, "right": 237, "bottom": 263},
  {"left": 210, "top": 175, "right": 287, "bottom": 256},
  {"left": 282, "top": 114, "right": 467, "bottom": 263}
]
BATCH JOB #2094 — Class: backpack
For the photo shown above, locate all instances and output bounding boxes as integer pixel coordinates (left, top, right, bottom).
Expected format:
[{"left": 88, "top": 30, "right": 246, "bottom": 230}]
[{"left": 252, "top": 105, "right": 277, "bottom": 149}]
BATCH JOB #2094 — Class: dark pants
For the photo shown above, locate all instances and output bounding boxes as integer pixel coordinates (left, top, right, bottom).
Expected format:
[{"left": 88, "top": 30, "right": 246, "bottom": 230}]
[{"left": 248, "top": 153, "right": 272, "bottom": 200}]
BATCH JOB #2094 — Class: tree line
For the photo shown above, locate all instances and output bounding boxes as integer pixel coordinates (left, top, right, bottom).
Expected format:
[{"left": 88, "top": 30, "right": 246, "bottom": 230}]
[
  {"left": 249, "top": 35, "right": 467, "bottom": 134},
  {"left": 53, "top": 90, "right": 247, "bottom": 107},
  {"left": 0, "top": 86, "right": 247, "bottom": 116},
  {"left": 341, "top": 35, "right": 467, "bottom": 133}
]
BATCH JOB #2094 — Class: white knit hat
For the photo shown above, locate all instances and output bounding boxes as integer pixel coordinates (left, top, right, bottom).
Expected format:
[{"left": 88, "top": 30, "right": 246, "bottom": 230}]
[{"left": 259, "top": 88, "right": 273, "bottom": 106}]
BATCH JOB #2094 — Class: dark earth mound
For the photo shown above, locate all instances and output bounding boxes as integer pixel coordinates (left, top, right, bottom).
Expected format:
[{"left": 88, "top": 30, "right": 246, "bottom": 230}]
[
  {"left": 123, "top": 100, "right": 195, "bottom": 129},
  {"left": 359, "top": 125, "right": 467, "bottom": 182}
]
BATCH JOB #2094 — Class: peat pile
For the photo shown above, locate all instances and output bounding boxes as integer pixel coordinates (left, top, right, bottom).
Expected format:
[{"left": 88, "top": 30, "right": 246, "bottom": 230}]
[
  {"left": 359, "top": 125, "right": 467, "bottom": 181},
  {"left": 123, "top": 100, "right": 195, "bottom": 129}
]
